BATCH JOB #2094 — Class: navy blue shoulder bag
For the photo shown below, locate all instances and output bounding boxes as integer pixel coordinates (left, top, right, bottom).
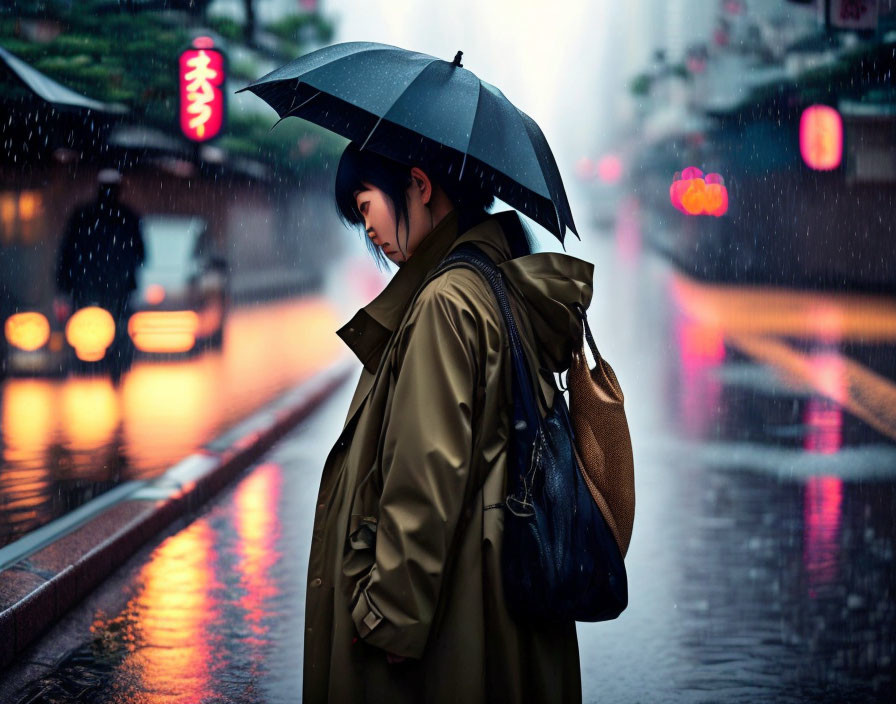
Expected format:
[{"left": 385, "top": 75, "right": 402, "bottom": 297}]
[{"left": 434, "top": 242, "right": 628, "bottom": 624}]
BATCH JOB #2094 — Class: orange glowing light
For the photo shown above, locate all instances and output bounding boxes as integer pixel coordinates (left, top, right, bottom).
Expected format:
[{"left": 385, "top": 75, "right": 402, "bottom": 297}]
[
  {"left": 670, "top": 168, "right": 728, "bottom": 216},
  {"left": 18, "top": 192, "right": 39, "bottom": 220},
  {"left": 179, "top": 44, "right": 225, "bottom": 142},
  {"left": 800, "top": 105, "right": 842, "bottom": 171},
  {"left": 234, "top": 463, "right": 283, "bottom": 637},
  {"left": 1, "top": 380, "right": 57, "bottom": 465},
  {"left": 0, "top": 193, "right": 16, "bottom": 239},
  {"left": 128, "top": 311, "right": 199, "bottom": 353},
  {"left": 5, "top": 312, "right": 50, "bottom": 351},
  {"left": 681, "top": 178, "right": 707, "bottom": 214},
  {"left": 66, "top": 307, "right": 116, "bottom": 362},
  {"left": 145, "top": 284, "right": 166, "bottom": 305},
  {"left": 60, "top": 378, "right": 121, "bottom": 451},
  {"left": 127, "top": 520, "right": 218, "bottom": 700}
]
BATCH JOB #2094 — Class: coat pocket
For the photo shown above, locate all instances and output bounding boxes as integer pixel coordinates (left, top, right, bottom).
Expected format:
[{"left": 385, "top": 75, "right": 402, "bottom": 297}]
[{"left": 341, "top": 459, "right": 382, "bottom": 604}]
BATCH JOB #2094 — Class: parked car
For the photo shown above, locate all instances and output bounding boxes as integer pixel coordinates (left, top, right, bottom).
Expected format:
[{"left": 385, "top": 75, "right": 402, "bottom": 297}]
[
  {"left": 2, "top": 286, "right": 141, "bottom": 381},
  {"left": 127, "top": 214, "right": 228, "bottom": 356},
  {"left": 1, "top": 298, "right": 68, "bottom": 378}
]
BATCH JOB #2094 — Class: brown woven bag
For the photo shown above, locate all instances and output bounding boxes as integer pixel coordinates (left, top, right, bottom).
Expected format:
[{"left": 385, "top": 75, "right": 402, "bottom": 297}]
[{"left": 567, "top": 303, "right": 635, "bottom": 559}]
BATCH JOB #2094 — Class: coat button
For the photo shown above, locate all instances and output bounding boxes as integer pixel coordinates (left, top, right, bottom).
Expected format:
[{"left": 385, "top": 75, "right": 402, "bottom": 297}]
[
  {"left": 318, "top": 503, "right": 325, "bottom": 511},
  {"left": 310, "top": 577, "right": 322, "bottom": 587}
]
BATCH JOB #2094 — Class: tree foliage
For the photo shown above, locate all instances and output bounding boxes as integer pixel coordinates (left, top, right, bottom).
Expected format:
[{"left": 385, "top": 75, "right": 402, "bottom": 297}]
[{"left": 0, "top": 1, "right": 342, "bottom": 178}]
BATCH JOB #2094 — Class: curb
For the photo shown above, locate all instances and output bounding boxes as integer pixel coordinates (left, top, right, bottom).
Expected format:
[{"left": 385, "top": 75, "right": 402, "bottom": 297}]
[{"left": 0, "top": 359, "right": 356, "bottom": 669}]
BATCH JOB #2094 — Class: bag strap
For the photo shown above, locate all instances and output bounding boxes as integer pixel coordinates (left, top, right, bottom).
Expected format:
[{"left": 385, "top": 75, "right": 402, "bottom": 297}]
[
  {"left": 572, "top": 301, "right": 601, "bottom": 363},
  {"left": 433, "top": 243, "right": 549, "bottom": 429}
]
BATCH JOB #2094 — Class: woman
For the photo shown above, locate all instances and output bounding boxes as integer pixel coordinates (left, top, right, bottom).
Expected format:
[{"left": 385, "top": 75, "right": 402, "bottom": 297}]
[{"left": 303, "top": 141, "right": 594, "bottom": 703}]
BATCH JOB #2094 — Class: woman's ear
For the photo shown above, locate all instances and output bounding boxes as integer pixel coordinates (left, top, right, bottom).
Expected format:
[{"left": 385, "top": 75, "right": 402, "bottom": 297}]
[{"left": 409, "top": 166, "right": 432, "bottom": 205}]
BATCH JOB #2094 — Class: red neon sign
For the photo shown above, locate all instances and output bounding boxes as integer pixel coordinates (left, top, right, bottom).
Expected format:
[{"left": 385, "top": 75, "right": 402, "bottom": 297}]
[{"left": 179, "top": 38, "right": 225, "bottom": 142}]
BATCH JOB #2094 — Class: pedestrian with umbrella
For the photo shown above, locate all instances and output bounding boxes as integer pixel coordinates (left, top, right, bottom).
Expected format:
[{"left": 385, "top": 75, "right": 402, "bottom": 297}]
[{"left": 238, "top": 42, "right": 595, "bottom": 703}]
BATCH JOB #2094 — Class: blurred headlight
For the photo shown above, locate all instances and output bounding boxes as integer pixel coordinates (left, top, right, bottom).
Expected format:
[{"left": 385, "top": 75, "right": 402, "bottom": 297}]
[
  {"left": 66, "top": 307, "right": 116, "bottom": 362},
  {"left": 5, "top": 312, "right": 50, "bottom": 351}
]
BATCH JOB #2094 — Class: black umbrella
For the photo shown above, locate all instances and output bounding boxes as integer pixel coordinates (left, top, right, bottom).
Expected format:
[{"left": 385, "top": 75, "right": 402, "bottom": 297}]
[{"left": 235, "top": 41, "right": 579, "bottom": 244}]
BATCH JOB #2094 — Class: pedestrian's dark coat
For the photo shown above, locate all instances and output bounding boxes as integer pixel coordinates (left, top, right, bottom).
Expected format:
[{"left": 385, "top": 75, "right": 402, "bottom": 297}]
[
  {"left": 55, "top": 195, "right": 145, "bottom": 309},
  {"left": 304, "top": 209, "right": 594, "bottom": 703}
]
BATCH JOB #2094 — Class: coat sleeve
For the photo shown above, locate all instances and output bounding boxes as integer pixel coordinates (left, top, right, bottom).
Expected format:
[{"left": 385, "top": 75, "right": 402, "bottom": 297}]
[{"left": 348, "top": 275, "right": 482, "bottom": 659}]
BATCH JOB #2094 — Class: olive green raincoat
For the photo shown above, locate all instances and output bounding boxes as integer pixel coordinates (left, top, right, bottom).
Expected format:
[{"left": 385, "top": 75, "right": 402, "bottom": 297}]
[{"left": 304, "top": 208, "right": 594, "bottom": 703}]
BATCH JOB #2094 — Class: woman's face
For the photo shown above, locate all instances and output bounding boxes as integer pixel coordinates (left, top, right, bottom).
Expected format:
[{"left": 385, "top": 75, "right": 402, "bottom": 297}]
[{"left": 353, "top": 169, "right": 433, "bottom": 265}]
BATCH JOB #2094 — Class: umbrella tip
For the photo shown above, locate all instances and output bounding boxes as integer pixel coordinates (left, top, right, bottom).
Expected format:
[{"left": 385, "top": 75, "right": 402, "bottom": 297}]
[{"left": 452, "top": 51, "right": 463, "bottom": 68}]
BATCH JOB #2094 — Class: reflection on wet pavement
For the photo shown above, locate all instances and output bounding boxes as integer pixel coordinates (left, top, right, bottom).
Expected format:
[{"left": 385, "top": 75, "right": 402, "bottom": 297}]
[
  {"left": 0, "top": 297, "right": 347, "bottom": 548},
  {"left": 3, "top": 226, "right": 894, "bottom": 701},
  {"left": 4, "top": 379, "right": 345, "bottom": 704}
]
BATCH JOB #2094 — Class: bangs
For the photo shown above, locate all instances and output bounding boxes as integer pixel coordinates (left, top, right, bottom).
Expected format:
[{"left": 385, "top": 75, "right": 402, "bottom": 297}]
[
  {"left": 332, "top": 141, "right": 528, "bottom": 268},
  {"left": 334, "top": 142, "right": 415, "bottom": 269},
  {"left": 334, "top": 146, "right": 367, "bottom": 228}
]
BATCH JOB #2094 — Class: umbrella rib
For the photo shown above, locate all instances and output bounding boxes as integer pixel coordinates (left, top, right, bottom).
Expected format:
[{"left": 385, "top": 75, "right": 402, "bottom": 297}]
[
  {"left": 359, "top": 115, "right": 382, "bottom": 151},
  {"left": 458, "top": 80, "right": 484, "bottom": 181},
  {"left": 359, "top": 59, "right": 439, "bottom": 151},
  {"left": 285, "top": 89, "right": 322, "bottom": 117},
  {"left": 507, "top": 104, "right": 565, "bottom": 235},
  {"left": 268, "top": 90, "right": 322, "bottom": 133}
]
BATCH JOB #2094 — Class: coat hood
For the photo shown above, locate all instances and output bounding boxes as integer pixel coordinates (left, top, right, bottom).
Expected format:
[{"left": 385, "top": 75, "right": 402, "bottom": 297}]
[{"left": 498, "top": 248, "right": 594, "bottom": 373}]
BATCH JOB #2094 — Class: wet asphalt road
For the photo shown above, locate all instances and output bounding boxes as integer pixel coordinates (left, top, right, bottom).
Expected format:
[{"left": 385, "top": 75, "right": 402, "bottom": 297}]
[
  {"left": 0, "top": 297, "right": 348, "bottom": 550},
  {"left": 2, "top": 227, "right": 895, "bottom": 702}
]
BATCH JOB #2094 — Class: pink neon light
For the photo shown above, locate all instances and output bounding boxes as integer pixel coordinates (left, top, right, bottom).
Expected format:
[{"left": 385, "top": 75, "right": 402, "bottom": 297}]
[
  {"left": 179, "top": 47, "right": 225, "bottom": 142},
  {"left": 803, "top": 476, "right": 843, "bottom": 598},
  {"left": 597, "top": 154, "right": 623, "bottom": 184},
  {"left": 800, "top": 105, "right": 842, "bottom": 171}
]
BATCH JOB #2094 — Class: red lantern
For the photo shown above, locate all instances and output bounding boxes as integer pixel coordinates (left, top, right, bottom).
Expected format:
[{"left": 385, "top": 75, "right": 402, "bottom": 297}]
[
  {"left": 800, "top": 105, "right": 842, "bottom": 171},
  {"left": 179, "top": 37, "right": 226, "bottom": 142}
]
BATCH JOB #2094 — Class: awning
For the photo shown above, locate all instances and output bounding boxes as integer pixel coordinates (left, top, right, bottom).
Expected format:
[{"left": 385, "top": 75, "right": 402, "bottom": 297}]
[{"left": 0, "top": 44, "right": 128, "bottom": 114}]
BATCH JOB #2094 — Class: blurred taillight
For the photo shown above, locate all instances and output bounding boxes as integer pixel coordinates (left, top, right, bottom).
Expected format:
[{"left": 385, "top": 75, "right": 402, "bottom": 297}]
[
  {"left": 145, "top": 284, "right": 166, "bottom": 305},
  {"left": 128, "top": 311, "right": 199, "bottom": 353},
  {"left": 4, "top": 312, "right": 50, "bottom": 351}
]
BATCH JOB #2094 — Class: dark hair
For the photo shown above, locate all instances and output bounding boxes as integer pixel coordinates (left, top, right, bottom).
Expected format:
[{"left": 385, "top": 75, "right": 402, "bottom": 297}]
[{"left": 334, "top": 141, "right": 534, "bottom": 269}]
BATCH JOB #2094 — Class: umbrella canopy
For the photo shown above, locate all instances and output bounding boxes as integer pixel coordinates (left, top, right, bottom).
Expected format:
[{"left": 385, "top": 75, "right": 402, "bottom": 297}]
[{"left": 235, "top": 41, "right": 579, "bottom": 243}]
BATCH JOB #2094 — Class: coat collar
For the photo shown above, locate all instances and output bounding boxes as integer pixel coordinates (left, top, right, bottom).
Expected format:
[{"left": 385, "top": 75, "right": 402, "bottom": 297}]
[{"left": 337, "top": 208, "right": 513, "bottom": 373}]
